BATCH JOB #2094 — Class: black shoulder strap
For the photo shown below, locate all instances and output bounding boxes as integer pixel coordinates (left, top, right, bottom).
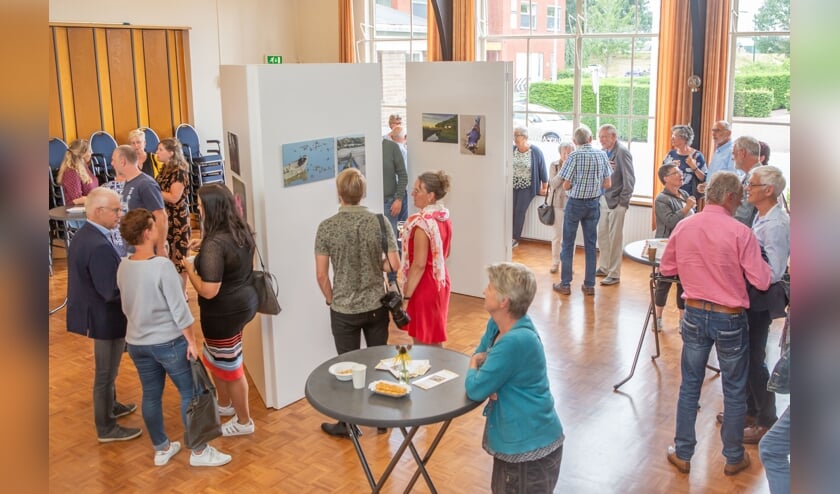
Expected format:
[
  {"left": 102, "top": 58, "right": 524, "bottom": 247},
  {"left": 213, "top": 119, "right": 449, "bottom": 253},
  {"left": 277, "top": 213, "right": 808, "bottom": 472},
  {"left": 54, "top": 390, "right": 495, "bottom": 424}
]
[{"left": 376, "top": 214, "right": 389, "bottom": 255}]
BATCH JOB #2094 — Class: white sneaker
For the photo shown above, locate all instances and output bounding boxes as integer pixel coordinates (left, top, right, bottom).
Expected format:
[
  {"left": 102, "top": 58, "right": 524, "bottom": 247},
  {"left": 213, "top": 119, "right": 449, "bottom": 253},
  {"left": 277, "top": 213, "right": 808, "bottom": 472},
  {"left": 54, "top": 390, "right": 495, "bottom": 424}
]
[
  {"left": 190, "top": 445, "right": 232, "bottom": 467},
  {"left": 217, "top": 403, "right": 236, "bottom": 417},
  {"left": 221, "top": 415, "right": 255, "bottom": 436},
  {"left": 154, "top": 441, "right": 182, "bottom": 466}
]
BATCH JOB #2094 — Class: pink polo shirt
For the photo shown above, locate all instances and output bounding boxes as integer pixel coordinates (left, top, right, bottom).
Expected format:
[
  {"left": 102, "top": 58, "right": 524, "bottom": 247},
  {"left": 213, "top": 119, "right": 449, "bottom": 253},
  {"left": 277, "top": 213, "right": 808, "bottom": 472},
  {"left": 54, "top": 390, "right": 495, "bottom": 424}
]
[{"left": 659, "top": 204, "right": 771, "bottom": 309}]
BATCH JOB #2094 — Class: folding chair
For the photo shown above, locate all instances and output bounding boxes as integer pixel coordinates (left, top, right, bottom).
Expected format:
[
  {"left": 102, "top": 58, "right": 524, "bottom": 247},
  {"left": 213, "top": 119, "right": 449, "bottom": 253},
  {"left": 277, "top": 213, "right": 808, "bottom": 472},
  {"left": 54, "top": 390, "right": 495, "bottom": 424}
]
[
  {"left": 89, "top": 130, "right": 118, "bottom": 183},
  {"left": 176, "top": 123, "right": 225, "bottom": 213},
  {"left": 49, "top": 137, "right": 69, "bottom": 275}
]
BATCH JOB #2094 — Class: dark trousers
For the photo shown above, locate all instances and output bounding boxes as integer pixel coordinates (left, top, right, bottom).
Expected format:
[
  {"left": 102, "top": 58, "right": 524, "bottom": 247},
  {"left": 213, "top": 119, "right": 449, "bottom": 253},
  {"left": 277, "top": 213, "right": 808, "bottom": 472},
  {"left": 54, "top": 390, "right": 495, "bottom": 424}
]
[
  {"left": 654, "top": 277, "right": 685, "bottom": 310},
  {"left": 512, "top": 188, "right": 534, "bottom": 241},
  {"left": 93, "top": 338, "right": 125, "bottom": 436},
  {"left": 746, "top": 308, "right": 777, "bottom": 427},
  {"left": 330, "top": 306, "right": 390, "bottom": 355},
  {"left": 491, "top": 445, "right": 563, "bottom": 494}
]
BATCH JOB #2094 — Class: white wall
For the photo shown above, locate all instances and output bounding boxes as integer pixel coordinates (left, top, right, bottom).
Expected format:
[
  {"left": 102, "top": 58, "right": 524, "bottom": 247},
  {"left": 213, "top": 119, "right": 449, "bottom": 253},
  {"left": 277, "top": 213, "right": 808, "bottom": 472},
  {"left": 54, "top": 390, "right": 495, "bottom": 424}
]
[
  {"left": 220, "top": 63, "right": 384, "bottom": 409},
  {"left": 49, "top": 0, "right": 339, "bottom": 150},
  {"left": 406, "top": 62, "right": 513, "bottom": 298}
]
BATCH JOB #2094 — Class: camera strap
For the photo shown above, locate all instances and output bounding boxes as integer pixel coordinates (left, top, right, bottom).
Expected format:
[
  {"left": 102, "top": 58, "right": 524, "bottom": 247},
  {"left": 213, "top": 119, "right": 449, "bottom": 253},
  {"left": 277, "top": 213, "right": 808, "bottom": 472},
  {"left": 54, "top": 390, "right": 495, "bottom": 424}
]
[{"left": 377, "top": 214, "right": 403, "bottom": 296}]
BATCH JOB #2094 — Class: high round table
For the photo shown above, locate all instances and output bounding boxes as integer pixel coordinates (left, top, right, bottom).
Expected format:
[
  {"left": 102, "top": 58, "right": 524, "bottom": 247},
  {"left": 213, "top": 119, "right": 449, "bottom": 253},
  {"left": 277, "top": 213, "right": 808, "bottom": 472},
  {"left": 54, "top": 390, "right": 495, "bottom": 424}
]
[
  {"left": 49, "top": 205, "right": 86, "bottom": 315},
  {"left": 613, "top": 240, "right": 719, "bottom": 390},
  {"left": 305, "top": 345, "right": 481, "bottom": 493}
]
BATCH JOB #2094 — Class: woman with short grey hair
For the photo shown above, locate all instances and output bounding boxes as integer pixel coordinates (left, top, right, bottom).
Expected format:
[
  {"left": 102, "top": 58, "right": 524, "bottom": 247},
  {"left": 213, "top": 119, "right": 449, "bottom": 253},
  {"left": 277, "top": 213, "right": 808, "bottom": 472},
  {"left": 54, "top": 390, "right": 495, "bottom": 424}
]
[
  {"left": 547, "top": 141, "right": 574, "bottom": 273},
  {"left": 663, "top": 124, "right": 707, "bottom": 201},
  {"left": 512, "top": 127, "right": 548, "bottom": 248},
  {"left": 466, "top": 262, "right": 564, "bottom": 493}
]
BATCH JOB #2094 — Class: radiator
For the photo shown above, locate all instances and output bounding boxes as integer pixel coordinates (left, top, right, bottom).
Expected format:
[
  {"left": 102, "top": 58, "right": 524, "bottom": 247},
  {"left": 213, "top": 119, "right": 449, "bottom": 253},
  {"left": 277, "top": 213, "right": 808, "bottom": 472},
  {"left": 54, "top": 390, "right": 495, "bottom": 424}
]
[{"left": 521, "top": 197, "right": 654, "bottom": 246}]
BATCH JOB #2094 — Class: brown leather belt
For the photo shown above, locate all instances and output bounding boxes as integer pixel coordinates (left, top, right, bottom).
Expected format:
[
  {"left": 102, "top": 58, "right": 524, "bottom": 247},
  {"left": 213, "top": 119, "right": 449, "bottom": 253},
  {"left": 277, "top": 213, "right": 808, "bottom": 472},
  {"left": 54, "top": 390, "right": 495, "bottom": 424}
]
[{"left": 685, "top": 299, "right": 743, "bottom": 314}]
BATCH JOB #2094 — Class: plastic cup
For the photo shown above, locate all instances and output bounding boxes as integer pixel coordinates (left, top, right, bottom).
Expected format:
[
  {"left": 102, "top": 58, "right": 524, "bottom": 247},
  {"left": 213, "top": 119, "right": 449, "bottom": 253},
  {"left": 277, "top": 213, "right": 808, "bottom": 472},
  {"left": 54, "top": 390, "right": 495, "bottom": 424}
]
[{"left": 352, "top": 364, "right": 367, "bottom": 389}]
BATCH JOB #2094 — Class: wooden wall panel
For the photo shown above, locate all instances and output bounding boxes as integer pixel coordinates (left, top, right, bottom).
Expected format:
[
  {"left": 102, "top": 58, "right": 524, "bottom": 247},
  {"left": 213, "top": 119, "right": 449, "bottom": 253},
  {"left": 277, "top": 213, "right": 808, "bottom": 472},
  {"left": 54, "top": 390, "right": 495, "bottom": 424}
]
[
  {"left": 106, "top": 29, "right": 139, "bottom": 143},
  {"left": 143, "top": 30, "right": 174, "bottom": 138},
  {"left": 67, "top": 28, "right": 102, "bottom": 141},
  {"left": 49, "top": 24, "right": 191, "bottom": 146},
  {"left": 49, "top": 32, "right": 63, "bottom": 139}
]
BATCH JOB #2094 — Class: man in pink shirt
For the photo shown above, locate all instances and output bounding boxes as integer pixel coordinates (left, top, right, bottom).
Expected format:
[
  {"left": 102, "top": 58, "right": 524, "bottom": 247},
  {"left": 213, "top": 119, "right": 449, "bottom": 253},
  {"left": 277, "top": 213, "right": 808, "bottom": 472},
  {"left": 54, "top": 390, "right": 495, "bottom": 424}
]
[{"left": 659, "top": 171, "right": 771, "bottom": 477}]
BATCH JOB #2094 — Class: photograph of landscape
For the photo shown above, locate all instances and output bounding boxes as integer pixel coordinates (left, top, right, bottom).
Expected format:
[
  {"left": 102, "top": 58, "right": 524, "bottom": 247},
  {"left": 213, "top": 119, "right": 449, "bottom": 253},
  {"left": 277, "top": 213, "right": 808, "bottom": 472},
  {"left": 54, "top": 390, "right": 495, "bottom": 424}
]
[{"left": 422, "top": 113, "right": 458, "bottom": 143}]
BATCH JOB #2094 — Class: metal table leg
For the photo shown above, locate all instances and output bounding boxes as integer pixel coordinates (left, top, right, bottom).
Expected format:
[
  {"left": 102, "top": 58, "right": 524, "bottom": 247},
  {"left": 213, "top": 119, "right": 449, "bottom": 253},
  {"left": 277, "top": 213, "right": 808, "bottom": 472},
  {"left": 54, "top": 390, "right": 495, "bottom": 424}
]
[{"left": 403, "top": 420, "right": 452, "bottom": 493}]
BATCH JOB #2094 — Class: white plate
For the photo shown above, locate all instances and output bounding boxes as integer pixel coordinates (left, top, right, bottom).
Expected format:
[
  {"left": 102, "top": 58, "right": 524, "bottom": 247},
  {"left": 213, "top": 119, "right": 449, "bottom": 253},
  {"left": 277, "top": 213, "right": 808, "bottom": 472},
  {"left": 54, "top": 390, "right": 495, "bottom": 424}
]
[
  {"left": 328, "top": 361, "right": 358, "bottom": 381},
  {"left": 368, "top": 380, "right": 411, "bottom": 397}
]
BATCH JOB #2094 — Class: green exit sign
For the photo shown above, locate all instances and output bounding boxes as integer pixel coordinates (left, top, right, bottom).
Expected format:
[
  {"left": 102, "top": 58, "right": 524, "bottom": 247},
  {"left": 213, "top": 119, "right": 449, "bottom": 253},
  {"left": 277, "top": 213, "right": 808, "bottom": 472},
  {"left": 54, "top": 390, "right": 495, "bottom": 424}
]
[{"left": 265, "top": 55, "right": 283, "bottom": 64}]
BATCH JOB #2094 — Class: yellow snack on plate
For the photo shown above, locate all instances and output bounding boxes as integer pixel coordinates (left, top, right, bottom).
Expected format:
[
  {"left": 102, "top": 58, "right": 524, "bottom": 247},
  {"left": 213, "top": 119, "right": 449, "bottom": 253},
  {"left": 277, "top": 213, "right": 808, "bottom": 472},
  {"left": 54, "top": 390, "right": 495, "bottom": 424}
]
[{"left": 375, "top": 381, "right": 407, "bottom": 396}]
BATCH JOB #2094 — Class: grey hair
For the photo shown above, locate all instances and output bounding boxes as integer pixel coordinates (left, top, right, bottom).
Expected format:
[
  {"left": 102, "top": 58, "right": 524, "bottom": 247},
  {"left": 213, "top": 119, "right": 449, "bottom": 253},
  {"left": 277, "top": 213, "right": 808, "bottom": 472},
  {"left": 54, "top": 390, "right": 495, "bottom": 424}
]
[
  {"left": 671, "top": 125, "right": 694, "bottom": 145},
  {"left": 750, "top": 165, "right": 786, "bottom": 198},
  {"left": 715, "top": 120, "right": 732, "bottom": 131},
  {"left": 486, "top": 262, "right": 536, "bottom": 319},
  {"left": 127, "top": 128, "right": 145, "bottom": 141},
  {"left": 705, "top": 171, "right": 743, "bottom": 205},
  {"left": 558, "top": 140, "right": 574, "bottom": 153},
  {"left": 734, "top": 135, "right": 760, "bottom": 157},
  {"left": 573, "top": 124, "right": 592, "bottom": 145},
  {"left": 390, "top": 125, "right": 406, "bottom": 139},
  {"left": 598, "top": 124, "right": 617, "bottom": 136},
  {"left": 84, "top": 187, "right": 120, "bottom": 217},
  {"left": 514, "top": 126, "right": 528, "bottom": 139}
]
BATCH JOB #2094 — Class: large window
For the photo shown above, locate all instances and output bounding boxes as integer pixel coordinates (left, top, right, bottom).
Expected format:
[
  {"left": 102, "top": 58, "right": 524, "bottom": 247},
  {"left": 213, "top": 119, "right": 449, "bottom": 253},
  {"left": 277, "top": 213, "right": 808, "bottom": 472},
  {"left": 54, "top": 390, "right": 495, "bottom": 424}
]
[
  {"left": 730, "top": 0, "right": 791, "bottom": 201},
  {"left": 481, "top": 0, "right": 659, "bottom": 197},
  {"left": 361, "top": 1, "right": 428, "bottom": 132}
]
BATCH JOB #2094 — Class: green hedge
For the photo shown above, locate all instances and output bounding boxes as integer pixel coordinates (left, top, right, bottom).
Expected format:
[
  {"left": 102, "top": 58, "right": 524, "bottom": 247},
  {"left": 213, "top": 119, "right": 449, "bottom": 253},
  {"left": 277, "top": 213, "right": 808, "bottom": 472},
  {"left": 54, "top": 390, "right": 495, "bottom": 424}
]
[
  {"left": 733, "top": 89, "right": 774, "bottom": 118},
  {"left": 529, "top": 79, "right": 651, "bottom": 142},
  {"left": 733, "top": 73, "right": 789, "bottom": 110}
]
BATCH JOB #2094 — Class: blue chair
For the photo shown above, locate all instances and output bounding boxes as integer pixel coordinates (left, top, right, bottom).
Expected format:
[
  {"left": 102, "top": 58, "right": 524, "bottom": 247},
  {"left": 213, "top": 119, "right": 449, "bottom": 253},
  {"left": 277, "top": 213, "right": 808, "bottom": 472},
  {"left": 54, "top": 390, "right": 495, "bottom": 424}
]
[
  {"left": 49, "top": 137, "right": 68, "bottom": 171},
  {"left": 141, "top": 127, "right": 161, "bottom": 154},
  {"left": 48, "top": 138, "right": 70, "bottom": 256},
  {"left": 89, "top": 130, "right": 118, "bottom": 182},
  {"left": 176, "top": 123, "right": 225, "bottom": 213}
]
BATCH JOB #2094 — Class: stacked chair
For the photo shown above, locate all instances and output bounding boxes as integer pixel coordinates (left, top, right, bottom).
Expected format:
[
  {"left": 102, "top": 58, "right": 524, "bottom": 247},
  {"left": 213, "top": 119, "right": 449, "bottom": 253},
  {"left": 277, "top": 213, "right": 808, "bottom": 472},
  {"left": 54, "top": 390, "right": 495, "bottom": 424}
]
[
  {"left": 89, "top": 130, "right": 118, "bottom": 183},
  {"left": 48, "top": 137, "right": 71, "bottom": 273},
  {"left": 141, "top": 126, "right": 161, "bottom": 154},
  {"left": 175, "top": 123, "right": 225, "bottom": 214}
]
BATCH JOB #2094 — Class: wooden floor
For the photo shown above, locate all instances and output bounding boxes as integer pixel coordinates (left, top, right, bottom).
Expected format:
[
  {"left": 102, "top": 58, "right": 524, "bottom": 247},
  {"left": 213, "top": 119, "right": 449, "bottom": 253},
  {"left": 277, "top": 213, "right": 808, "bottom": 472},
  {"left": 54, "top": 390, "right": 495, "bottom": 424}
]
[{"left": 48, "top": 240, "right": 787, "bottom": 493}]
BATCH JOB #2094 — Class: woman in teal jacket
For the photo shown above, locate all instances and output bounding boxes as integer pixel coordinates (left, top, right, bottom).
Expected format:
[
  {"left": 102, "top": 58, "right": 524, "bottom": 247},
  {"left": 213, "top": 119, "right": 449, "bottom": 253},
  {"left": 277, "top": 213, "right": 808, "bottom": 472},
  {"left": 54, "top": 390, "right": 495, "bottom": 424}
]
[{"left": 465, "top": 262, "right": 564, "bottom": 493}]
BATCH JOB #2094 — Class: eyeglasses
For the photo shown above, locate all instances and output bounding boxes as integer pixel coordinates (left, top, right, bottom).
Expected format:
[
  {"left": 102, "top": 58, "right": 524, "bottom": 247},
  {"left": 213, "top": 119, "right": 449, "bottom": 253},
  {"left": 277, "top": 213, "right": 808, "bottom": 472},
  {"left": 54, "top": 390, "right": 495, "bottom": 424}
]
[
  {"left": 99, "top": 206, "right": 122, "bottom": 214},
  {"left": 665, "top": 171, "right": 682, "bottom": 177},
  {"left": 745, "top": 183, "right": 769, "bottom": 189},
  {"left": 514, "top": 134, "right": 525, "bottom": 138}
]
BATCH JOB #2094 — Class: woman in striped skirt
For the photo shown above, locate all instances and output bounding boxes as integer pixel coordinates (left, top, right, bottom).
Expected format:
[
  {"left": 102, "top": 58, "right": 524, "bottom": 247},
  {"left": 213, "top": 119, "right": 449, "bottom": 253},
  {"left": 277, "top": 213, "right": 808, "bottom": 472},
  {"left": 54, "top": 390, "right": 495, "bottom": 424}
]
[{"left": 183, "top": 184, "right": 258, "bottom": 437}]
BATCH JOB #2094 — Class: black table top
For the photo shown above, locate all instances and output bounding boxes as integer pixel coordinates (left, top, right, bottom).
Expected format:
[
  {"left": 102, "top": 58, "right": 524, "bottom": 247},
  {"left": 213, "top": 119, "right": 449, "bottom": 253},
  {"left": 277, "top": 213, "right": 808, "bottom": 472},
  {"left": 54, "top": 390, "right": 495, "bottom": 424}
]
[
  {"left": 49, "top": 205, "right": 86, "bottom": 222},
  {"left": 305, "top": 345, "right": 482, "bottom": 428}
]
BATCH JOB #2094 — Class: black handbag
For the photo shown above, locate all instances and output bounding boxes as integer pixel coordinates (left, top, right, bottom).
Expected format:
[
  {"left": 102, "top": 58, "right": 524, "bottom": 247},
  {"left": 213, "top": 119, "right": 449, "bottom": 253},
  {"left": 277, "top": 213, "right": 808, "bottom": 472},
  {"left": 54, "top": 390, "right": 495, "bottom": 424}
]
[
  {"left": 184, "top": 358, "right": 222, "bottom": 449},
  {"left": 253, "top": 238, "right": 282, "bottom": 315},
  {"left": 537, "top": 190, "right": 555, "bottom": 226}
]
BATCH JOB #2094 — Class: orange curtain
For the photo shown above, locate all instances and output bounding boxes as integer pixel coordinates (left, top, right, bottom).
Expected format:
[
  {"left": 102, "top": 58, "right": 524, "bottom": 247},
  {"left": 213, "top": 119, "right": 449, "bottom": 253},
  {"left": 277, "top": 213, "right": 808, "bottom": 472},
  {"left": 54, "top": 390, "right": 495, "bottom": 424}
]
[
  {"left": 652, "top": 0, "right": 693, "bottom": 224},
  {"left": 699, "top": 0, "right": 731, "bottom": 158},
  {"left": 427, "top": 0, "right": 442, "bottom": 61},
  {"left": 452, "top": 0, "right": 475, "bottom": 61},
  {"left": 339, "top": 0, "right": 355, "bottom": 63}
]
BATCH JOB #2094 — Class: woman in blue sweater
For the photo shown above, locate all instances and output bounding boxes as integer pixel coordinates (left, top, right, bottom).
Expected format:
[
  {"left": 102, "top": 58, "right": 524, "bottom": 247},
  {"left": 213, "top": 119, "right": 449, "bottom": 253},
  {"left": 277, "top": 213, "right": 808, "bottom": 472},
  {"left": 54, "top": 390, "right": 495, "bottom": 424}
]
[{"left": 465, "top": 262, "right": 564, "bottom": 493}]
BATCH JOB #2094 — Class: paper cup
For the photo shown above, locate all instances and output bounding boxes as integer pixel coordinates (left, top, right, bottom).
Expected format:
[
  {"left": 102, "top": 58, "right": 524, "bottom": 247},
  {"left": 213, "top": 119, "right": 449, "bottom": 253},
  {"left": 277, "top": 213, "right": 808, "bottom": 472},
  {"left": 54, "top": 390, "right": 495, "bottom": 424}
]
[{"left": 351, "top": 364, "right": 367, "bottom": 389}]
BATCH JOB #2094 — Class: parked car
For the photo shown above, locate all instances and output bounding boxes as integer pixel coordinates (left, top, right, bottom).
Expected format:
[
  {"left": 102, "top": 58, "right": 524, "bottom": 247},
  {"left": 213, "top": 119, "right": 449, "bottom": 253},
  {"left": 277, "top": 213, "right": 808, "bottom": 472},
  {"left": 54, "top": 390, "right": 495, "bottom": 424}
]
[{"left": 513, "top": 103, "right": 573, "bottom": 142}]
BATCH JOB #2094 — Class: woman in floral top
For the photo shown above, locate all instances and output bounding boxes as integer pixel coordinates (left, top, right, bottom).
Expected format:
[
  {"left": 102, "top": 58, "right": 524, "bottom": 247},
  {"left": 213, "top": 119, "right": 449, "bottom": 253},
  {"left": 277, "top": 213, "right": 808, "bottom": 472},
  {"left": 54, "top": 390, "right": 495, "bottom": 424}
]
[{"left": 155, "top": 137, "right": 191, "bottom": 290}]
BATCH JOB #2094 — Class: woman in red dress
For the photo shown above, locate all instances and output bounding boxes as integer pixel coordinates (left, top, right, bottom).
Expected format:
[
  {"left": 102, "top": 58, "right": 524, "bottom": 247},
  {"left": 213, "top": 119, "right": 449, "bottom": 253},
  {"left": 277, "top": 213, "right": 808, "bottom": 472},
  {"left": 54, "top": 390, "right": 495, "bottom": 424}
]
[{"left": 398, "top": 170, "right": 452, "bottom": 345}]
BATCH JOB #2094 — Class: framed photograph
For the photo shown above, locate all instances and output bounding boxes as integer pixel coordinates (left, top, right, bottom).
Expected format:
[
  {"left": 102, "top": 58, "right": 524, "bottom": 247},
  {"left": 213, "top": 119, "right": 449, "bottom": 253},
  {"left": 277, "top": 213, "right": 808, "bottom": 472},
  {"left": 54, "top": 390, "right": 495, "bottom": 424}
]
[
  {"left": 232, "top": 175, "right": 248, "bottom": 221},
  {"left": 227, "top": 132, "right": 240, "bottom": 175},
  {"left": 459, "top": 114, "right": 486, "bottom": 155},
  {"left": 336, "top": 134, "right": 366, "bottom": 176},
  {"left": 421, "top": 113, "right": 458, "bottom": 143},
  {"left": 281, "top": 138, "right": 336, "bottom": 187}
]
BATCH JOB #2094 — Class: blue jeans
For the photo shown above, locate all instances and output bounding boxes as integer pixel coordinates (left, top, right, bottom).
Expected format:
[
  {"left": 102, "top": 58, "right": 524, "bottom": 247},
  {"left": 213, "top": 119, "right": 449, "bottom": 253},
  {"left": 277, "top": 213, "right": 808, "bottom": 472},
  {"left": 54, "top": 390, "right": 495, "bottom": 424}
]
[
  {"left": 512, "top": 188, "right": 533, "bottom": 241},
  {"left": 491, "top": 444, "right": 563, "bottom": 494},
  {"left": 127, "top": 336, "right": 200, "bottom": 451},
  {"left": 759, "top": 405, "right": 790, "bottom": 494},
  {"left": 560, "top": 198, "right": 600, "bottom": 287},
  {"left": 384, "top": 194, "right": 407, "bottom": 283},
  {"left": 675, "top": 307, "right": 749, "bottom": 464}
]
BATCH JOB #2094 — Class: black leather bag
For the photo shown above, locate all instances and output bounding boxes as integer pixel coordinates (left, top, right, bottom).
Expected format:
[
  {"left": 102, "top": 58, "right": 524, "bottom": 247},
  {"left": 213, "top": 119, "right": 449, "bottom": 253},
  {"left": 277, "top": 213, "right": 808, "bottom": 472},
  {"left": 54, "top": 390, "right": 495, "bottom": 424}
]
[
  {"left": 184, "top": 358, "right": 222, "bottom": 449},
  {"left": 253, "top": 238, "right": 282, "bottom": 315},
  {"left": 537, "top": 191, "right": 555, "bottom": 226}
]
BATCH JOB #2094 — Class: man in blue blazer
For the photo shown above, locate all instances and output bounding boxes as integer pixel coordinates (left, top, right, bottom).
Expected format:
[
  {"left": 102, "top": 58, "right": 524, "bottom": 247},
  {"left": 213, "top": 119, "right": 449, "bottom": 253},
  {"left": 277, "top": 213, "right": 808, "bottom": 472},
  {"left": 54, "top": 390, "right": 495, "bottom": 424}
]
[{"left": 66, "top": 187, "right": 142, "bottom": 443}]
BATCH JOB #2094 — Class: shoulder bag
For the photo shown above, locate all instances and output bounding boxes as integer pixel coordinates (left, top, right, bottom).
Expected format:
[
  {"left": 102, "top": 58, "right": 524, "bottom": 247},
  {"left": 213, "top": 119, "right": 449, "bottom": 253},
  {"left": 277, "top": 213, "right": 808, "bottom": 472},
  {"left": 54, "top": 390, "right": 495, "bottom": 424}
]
[
  {"left": 184, "top": 358, "right": 222, "bottom": 449},
  {"left": 537, "top": 190, "right": 555, "bottom": 226},
  {"left": 253, "top": 234, "right": 282, "bottom": 315}
]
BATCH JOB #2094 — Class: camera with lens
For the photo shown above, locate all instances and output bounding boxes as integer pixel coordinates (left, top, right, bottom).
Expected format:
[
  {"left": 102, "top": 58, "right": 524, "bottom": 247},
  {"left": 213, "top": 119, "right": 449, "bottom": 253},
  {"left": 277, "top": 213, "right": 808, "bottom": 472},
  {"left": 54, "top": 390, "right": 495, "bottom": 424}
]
[{"left": 380, "top": 291, "right": 410, "bottom": 328}]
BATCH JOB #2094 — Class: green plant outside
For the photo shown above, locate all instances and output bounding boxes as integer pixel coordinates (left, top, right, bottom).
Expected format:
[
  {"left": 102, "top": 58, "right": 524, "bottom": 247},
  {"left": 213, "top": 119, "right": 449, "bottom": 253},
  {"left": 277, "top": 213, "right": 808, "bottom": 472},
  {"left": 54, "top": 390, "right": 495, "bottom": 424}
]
[
  {"left": 733, "top": 73, "right": 790, "bottom": 110},
  {"left": 529, "top": 79, "right": 651, "bottom": 142},
  {"left": 733, "top": 89, "right": 774, "bottom": 118}
]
